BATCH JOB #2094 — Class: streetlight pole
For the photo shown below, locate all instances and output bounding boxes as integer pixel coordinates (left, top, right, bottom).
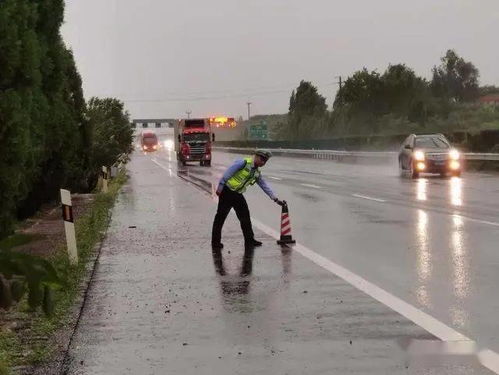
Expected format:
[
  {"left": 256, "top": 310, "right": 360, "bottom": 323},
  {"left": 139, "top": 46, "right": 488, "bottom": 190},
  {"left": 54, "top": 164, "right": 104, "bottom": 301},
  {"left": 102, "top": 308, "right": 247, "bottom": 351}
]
[{"left": 186, "top": 110, "right": 191, "bottom": 119}]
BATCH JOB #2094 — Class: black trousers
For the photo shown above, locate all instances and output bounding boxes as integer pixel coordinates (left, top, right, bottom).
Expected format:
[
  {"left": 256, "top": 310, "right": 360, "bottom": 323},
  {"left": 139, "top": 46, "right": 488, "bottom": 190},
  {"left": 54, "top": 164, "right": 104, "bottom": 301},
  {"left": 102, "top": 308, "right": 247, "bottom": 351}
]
[{"left": 212, "top": 186, "right": 254, "bottom": 244}]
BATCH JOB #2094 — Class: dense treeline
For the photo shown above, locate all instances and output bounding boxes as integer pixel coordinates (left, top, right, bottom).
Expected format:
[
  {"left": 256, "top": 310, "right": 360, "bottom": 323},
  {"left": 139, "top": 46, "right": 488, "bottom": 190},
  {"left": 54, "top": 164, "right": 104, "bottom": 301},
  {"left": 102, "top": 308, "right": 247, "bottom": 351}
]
[
  {"left": 276, "top": 50, "right": 499, "bottom": 141},
  {"left": 0, "top": 0, "right": 133, "bottom": 237}
]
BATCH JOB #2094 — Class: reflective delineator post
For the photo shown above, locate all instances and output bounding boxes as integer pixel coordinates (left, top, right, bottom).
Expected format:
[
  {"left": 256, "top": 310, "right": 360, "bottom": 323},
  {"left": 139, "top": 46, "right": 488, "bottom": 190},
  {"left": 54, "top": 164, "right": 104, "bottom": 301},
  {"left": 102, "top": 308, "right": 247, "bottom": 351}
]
[
  {"left": 60, "top": 189, "right": 78, "bottom": 265},
  {"left": 277, "top": 202, "right": 296, "bottom": 246},
  {"left": 102, "top": 166, "right": 108, "bottom": 193}
]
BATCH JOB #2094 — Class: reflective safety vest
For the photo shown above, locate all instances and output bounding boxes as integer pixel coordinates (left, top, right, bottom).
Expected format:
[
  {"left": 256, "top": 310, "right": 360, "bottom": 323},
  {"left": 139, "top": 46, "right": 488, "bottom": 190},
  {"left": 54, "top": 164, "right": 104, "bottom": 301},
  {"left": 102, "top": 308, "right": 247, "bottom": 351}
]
[{"left": 226, "top": 157, "right": 261, "bottom": 193}]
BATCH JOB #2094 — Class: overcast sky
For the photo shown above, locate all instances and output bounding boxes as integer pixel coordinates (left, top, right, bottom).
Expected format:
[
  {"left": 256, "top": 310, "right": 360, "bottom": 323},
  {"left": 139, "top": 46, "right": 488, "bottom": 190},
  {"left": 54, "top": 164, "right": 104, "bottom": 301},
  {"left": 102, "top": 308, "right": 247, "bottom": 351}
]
[{"left": 61, "top": 0, "right": 499, "bottom": 120}]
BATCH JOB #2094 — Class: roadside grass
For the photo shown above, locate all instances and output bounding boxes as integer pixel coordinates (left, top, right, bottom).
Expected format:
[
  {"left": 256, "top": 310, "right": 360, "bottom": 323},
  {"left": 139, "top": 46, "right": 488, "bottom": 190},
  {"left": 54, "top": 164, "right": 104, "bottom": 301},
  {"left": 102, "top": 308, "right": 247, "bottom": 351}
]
[
  {"left": 0, "top": 234, "right": 43, "bottom": 251},
  {"left": 0, "top": 331, "right": 18, "bottom": 375},
  {"left": 0, "top": 171, "right": 127, "bottom": 373}
]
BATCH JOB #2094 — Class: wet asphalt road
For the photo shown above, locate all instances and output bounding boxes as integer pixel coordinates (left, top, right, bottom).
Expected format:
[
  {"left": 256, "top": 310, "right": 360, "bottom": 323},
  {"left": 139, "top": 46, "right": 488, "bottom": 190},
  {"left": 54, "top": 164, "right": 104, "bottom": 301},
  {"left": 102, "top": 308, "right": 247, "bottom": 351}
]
[
  {"left": 194, "top": 151, "right": 499, "bottom": 351},
  {"left": 65, "top": 148, "right": 499, "bottom": 374}
]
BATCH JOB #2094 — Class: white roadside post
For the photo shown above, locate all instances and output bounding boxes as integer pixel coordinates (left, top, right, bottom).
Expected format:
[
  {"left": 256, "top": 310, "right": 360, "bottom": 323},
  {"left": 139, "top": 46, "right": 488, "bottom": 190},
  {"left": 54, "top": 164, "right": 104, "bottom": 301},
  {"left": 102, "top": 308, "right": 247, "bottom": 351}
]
[
  {"left": 102, "top": 166, "right": 109, "bottom": 193},
  {"left": 60, "top": 189, "right": 78, "bottom": 265}
]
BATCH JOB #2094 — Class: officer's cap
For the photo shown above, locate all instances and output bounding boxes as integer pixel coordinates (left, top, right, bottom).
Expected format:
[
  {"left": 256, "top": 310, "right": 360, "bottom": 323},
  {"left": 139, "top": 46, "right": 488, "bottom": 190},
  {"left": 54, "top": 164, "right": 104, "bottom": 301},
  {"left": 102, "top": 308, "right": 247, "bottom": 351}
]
[{"left": 255, "top": 149, "right": 272, "bottom": 160}]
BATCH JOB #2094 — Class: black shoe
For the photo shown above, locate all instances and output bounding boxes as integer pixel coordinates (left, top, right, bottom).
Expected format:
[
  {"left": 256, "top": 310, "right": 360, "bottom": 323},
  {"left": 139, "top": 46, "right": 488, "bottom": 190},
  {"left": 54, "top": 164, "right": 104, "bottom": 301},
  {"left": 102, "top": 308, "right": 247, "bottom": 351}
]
[
  {"left": 245, "top": 239, "right": 262, "bottom": 248},
  {"left": 212, "top": 242, "right": 224, "bottom": 250}
]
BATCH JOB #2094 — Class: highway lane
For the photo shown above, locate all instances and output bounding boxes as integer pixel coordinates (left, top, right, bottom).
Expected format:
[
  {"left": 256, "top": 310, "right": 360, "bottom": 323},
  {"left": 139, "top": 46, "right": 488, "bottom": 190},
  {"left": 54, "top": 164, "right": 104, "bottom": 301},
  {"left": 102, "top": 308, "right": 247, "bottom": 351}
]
[
  {"left": 152, "top": 147, "right": 499, "bottom": 355},
  {"left": 68, "top": 150, "right": 499, "bottom": 374}
]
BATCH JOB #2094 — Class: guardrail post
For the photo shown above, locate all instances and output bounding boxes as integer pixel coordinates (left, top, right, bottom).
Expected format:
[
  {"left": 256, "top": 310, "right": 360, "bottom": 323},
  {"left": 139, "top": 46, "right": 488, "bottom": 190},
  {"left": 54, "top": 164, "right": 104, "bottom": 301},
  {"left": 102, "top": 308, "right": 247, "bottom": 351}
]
[
  {"left": 60, "top": 189, "right": 78, "bottom": 265},
  {"left": 102, "top": 166, "right": 109, "bottom": 193}
]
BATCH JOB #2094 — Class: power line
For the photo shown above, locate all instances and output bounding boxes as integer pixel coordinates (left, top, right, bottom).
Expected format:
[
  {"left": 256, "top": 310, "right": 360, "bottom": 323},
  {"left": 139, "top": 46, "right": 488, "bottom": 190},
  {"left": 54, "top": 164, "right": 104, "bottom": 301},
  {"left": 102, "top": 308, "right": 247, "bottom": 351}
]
[{"left": 122, "top": 81, "right": 337, "bottom": 103}]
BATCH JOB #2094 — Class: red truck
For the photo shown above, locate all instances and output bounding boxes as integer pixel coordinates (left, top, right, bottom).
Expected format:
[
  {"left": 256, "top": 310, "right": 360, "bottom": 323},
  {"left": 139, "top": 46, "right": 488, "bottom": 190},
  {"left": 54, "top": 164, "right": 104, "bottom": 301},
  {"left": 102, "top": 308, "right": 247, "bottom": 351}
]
[
  {"left": 174, "top": 118, "right": 215, "bottom": 166},
  {"left": 140, "top": 131, "right": 159, "bottom": 152}
]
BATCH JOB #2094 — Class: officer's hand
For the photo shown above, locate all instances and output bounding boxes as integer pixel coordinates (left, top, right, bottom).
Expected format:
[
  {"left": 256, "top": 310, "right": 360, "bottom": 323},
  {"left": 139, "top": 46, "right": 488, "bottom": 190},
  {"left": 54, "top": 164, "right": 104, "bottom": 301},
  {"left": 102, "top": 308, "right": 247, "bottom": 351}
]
[
  {"left": 216, "top": 187, "right": 223, "bottom": 196},
  {"left": 274, "top": 198, "right": 286, "bottom": 207}
]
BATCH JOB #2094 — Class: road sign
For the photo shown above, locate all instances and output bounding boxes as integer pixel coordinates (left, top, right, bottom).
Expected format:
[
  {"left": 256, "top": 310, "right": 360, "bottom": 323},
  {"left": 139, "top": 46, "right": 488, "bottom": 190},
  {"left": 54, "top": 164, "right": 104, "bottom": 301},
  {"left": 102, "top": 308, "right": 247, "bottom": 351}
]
[{"left": 249, "top": 120, "right": 268, "bottom": 140}]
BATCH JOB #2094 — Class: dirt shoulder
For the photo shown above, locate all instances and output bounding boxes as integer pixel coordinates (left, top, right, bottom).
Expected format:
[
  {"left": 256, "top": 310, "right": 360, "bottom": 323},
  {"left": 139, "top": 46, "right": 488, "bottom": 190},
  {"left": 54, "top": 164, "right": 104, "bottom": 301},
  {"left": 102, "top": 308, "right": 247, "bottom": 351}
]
[{"left": 0, "top": 173, "right": 127, "bottom": 375}]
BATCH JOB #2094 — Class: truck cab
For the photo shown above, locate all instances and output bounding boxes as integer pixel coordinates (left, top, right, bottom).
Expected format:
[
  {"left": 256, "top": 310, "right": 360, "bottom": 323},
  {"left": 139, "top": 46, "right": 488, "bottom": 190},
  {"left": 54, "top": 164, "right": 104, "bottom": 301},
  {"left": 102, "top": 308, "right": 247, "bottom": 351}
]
[{"left": 175, "top": 118, "right": 215, "bottom": 166}]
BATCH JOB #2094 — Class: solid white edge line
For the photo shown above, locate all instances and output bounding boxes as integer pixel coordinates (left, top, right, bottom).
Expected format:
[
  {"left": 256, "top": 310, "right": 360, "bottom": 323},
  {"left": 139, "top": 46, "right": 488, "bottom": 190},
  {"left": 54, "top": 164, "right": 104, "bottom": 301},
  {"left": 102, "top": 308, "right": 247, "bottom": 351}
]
[
  {"left": 250, "top": 218, "right": 499, "bottom": 374},
  {"left": 251, "top": 218, "right": 467, "bottom": 341},
  {"left": 352, "top": 193, "right": 386, "bottom": 203},
  {"left": 479, "top": 350, "right": 499, "bottom": 373},
  {"left": 301, "top": 183, "right": 322, "bottom": 189}
]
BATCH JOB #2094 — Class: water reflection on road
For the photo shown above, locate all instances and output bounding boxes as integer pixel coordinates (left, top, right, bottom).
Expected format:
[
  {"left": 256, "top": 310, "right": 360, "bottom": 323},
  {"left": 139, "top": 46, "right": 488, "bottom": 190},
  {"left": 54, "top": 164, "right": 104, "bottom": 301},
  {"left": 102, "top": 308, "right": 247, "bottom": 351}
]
[
  {"left": 211, "top": 246, "right": 294, "bottom": 313},
  {"left": 417, "top": 179, "right": 428, "bottom": 201},
  {"left": 450, "top": 177, "right": 463, "bottom": 206},
  {"left": 415, "top": 209, "right": 432, "bottom": 308},
  {"left": 450, "top": 214, "right": 470, "bottom": 329}
]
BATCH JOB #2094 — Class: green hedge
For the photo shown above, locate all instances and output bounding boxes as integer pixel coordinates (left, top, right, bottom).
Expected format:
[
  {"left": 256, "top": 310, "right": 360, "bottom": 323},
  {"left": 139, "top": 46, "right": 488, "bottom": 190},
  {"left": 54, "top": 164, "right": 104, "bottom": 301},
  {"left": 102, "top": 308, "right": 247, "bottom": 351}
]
[{"left": 0, "top": 1, "right": 132, "bottom": 237}]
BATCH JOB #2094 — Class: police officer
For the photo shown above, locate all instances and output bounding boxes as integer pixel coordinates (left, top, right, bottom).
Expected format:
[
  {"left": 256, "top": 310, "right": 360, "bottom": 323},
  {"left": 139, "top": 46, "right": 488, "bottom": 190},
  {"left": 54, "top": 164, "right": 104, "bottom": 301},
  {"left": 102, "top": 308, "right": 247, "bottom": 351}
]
[{"left": 211, "top": 150, "right": 285, "bottom": 249}]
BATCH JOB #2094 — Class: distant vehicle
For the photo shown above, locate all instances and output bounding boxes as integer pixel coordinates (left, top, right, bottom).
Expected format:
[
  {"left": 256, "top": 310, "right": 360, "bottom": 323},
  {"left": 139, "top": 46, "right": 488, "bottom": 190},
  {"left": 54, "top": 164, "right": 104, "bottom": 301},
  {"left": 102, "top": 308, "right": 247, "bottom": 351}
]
[
  {"left": 174, "top": 118, "right": 215, "bottom": 166},
  {"left": 141, "top": 131, "right": 159, "bottom": 152},
  {"left": 398, "top": 134, "right": 461, "bottom": 178}
]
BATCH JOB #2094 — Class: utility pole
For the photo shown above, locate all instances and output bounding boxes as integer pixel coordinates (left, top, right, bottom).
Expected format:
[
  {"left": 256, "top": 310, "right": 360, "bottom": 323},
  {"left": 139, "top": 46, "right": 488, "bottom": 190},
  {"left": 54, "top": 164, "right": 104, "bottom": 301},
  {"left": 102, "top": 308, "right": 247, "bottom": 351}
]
[
  {"left": 335, "top": 76, "right": 343, "bottom": 91},
  {"left": 186, "top": 110, "right": 191, "bottom": 119},
  {"left": 246, "top": 102, "right": 252, "bottom": 120},
  {"left": 335, "top": 76, "right": 343, "bottom": 105}
]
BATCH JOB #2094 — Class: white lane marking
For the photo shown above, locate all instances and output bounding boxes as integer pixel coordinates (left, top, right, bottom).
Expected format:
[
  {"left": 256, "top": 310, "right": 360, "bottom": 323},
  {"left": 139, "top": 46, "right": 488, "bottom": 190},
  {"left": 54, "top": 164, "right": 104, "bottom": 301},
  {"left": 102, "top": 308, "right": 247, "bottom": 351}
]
[
  {"left": 458, "top": 215, "right": 499, "bottom": 228},
  {"left": 300, "top": 183, "right": 322, "bottom": 189},
  {"left": 151, "top": 158, "right": 173, "bottom": 176},
  {"left": 352, "top": 193, "right": 386, "bottom": 203},
  {"left": 269, "top": 176, "right": 283, "bottom": 180},
  {"left": 250, "top": 218, "right": 499, "bottom": 374}
]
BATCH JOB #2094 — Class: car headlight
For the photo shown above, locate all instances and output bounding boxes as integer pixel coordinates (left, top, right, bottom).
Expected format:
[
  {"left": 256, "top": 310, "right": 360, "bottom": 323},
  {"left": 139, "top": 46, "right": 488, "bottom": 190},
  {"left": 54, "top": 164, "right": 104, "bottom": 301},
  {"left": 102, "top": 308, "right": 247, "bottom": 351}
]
[
  {"left": 449, "top": 149, "right": 460, "bottom": 160},
  {"left": 450, "top": 160, "right": 460, "bottom": 170},
  {"left": 416, "top": 162, "right": 426, "bottom": 170},
  {"left": 414, "top": 150, "right": 425, "bottom": 161}
]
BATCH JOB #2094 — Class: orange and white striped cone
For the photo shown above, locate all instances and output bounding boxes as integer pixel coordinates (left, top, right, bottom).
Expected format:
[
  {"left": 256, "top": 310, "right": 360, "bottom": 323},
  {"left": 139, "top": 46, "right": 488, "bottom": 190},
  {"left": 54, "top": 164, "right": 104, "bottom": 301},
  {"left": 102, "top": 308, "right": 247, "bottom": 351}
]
[{"left": 277, "top": 202, "right": 296, "bottom": 246}]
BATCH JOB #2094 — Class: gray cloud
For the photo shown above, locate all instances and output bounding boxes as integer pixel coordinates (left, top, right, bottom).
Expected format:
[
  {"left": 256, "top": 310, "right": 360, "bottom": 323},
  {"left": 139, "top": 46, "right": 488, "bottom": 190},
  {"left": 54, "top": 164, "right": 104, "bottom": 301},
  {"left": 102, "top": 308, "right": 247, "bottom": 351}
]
[{"left": 62, "top": 0, "right": 499, "bottom": 119}]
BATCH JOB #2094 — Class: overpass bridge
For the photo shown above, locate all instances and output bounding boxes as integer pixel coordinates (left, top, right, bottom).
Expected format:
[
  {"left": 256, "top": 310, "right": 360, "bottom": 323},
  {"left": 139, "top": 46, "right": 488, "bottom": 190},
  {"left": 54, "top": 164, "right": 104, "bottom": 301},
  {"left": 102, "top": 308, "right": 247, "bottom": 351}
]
[
  {"left": 132, "top": 117, "right": 245, "bottom": 141},
  {"left": 131, "top": 118, "right": 176, "bottom": 129},
  {"left": 131, "top": 118, "right": 177, "bottom": 136}
]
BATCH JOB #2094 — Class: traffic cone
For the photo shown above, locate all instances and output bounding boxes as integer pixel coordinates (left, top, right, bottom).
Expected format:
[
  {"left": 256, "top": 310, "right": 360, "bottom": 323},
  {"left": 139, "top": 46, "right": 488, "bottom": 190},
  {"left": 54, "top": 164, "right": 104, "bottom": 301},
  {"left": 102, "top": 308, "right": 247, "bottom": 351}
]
[{"left": 277, "top": 202, "right": 296, "bottom": 246}]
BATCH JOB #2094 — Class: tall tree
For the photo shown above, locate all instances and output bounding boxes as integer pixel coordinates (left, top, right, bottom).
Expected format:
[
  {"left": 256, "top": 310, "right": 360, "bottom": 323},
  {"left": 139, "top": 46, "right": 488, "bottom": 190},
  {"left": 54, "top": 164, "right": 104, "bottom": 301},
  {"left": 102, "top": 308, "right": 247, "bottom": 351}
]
[
  {"left": 289, "top": 80, "right": 327, "bottom": 118},
  {"left": 288, "top": 80, "right": 327, "bottom": 139},
  {"left": 86, "top": 97, "right": 133, "bottom": 181},
  {"left": 431, "top": 49, "right": 480, "bottom": 102},
  {"left": 381, "top": 64, "right": 428, "bottom": 115},
  {"left": 0, "top": 0, "right": 90, "bottom": 234},
  {"left": 332, "top": 68, "right": 386, "bottom": 134}
]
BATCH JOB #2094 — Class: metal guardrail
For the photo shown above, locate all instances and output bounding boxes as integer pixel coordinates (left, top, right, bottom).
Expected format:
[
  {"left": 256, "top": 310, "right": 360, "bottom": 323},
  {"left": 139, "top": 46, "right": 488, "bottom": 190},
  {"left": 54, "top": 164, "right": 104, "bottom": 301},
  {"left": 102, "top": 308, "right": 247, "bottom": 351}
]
[
  {"left": 215, "top": 147, "right": 499, "bottom": 162},
  {"left": 464, "top": 153, "right": 499, "bottom": 161}
]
